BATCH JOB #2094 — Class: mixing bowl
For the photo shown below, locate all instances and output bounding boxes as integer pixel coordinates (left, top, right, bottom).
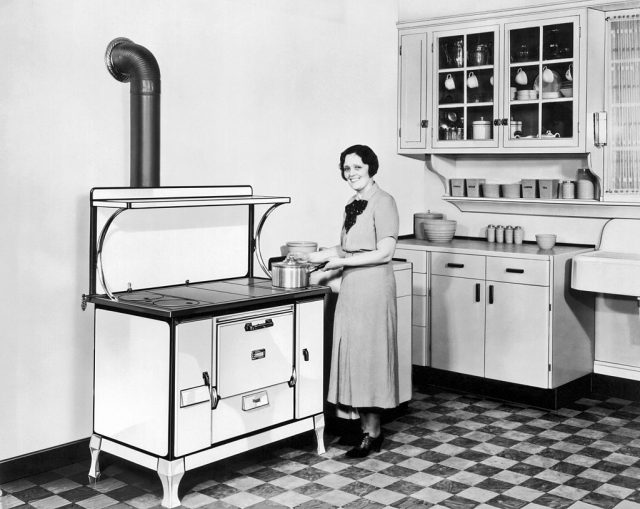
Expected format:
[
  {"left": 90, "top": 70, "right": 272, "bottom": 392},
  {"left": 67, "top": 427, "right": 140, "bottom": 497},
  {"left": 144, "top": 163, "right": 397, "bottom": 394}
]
[{"left": 535, "top": 234, "right": 556, "bottom": 250}]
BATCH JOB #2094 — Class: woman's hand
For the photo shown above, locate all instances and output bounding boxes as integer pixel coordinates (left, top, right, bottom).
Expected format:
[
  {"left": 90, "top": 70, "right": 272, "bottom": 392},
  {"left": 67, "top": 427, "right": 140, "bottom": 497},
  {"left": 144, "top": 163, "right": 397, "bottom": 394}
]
[{"left": 323, "top": 257, "right": 344, "bottom": 271}]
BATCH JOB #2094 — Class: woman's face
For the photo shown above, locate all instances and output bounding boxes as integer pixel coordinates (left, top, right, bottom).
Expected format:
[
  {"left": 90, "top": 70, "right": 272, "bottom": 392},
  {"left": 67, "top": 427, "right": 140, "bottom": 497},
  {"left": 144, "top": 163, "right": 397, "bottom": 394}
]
[{"left": 342, "top": 153, "right": 372, "bottom": 193}]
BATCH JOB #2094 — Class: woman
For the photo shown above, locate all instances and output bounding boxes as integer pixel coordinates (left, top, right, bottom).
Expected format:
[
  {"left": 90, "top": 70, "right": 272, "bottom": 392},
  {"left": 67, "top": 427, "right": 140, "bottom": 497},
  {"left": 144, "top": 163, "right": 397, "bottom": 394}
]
[{"left": 308, "top": 144, "right": 399, "bottom": 458}]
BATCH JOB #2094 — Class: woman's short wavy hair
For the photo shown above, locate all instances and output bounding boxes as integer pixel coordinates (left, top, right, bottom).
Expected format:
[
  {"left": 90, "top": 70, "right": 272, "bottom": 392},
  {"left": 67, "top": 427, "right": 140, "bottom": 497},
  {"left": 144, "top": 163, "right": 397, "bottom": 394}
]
[{"left": 339, "top": 144, "right": 379, "bottom": 181}]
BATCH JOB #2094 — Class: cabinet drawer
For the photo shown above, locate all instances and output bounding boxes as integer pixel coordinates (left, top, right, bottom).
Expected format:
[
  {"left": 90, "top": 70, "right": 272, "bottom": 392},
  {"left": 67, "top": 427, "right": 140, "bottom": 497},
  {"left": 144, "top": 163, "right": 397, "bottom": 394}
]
[
  {"left": 486, "top": 257, "right": 549, "bottom": 286},
  {"left": 395, "top": 248, "right": 427, "bottom": 273},
  {"left": 431, "top": 252, "right": 485, "bottom": 279}
]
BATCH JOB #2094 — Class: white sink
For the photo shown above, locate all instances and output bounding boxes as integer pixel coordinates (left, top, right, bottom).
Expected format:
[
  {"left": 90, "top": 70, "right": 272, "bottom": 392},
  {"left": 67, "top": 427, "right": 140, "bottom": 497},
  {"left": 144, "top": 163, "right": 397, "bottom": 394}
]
[
  {"left": 572, "top": 251, "right": 640, "bottom": 297},
  {"left": 572, "top": 219, "right": 640, "bottom": 297}
]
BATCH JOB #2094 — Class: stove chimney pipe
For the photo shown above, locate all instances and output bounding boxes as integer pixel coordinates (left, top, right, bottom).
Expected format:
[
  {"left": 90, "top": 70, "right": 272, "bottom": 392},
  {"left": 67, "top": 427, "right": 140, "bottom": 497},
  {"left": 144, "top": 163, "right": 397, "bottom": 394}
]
[{"left": 105, "top": 38, "right": 161, "bottom": 187}]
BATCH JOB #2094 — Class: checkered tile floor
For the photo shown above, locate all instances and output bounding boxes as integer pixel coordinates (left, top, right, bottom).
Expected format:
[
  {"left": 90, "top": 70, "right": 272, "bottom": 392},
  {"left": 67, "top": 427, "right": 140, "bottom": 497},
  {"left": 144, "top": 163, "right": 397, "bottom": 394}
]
[{"left": 2, "top": 387, "right": 640, "bottom": 509}]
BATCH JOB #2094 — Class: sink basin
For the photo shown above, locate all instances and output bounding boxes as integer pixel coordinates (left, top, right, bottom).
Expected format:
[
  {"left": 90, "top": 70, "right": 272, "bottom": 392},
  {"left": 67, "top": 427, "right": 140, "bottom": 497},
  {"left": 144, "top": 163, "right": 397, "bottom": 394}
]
[{"left": 572, "top": 250, "right": 640, "bottom": 297}]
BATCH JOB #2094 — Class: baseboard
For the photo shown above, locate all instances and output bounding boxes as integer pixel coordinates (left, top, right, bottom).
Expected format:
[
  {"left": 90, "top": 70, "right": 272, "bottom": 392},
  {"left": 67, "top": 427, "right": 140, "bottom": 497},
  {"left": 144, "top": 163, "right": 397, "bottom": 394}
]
[
  {"left": 592, "top": 373, "right": 640, "bottom": 401},
  {"left": 0, "top": 438, "right": 90, "bottom": 484},
  {"left": 413, "top": 366, "right": 593, "bottom": 410}
]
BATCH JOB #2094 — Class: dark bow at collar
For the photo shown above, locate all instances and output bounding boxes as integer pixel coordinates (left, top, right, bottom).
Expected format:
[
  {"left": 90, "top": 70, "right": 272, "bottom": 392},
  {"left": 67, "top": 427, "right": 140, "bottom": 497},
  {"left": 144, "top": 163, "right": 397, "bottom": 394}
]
[{"left": 344, "top": 199, "right": 368, "bottom": 233}]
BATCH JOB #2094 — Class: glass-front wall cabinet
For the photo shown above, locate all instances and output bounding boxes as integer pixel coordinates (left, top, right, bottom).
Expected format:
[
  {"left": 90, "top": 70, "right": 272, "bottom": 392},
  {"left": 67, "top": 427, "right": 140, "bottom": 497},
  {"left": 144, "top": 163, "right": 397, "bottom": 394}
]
[
  {"left": 433, "top": 27, "right": 499, "bottom": 148},
  {"left": 505, "top": 16, "right": 579, "bottom": 148},
  {"left": 426, "top": 13, "right": 582, "bottom": 152}
]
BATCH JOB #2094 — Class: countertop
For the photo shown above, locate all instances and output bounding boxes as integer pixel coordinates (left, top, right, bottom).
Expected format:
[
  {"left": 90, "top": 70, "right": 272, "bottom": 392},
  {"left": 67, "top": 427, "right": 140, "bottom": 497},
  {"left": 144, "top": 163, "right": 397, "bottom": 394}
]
[{"left": 397, "top": 237, "right": 595, "bottom": 259}]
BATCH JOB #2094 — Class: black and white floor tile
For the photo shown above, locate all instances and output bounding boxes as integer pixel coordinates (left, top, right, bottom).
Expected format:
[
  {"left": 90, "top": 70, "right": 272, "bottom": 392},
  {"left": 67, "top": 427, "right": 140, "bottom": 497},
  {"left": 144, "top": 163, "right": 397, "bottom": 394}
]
[{"left": 2, "top": 387, "right": 640, "bottom": 509}]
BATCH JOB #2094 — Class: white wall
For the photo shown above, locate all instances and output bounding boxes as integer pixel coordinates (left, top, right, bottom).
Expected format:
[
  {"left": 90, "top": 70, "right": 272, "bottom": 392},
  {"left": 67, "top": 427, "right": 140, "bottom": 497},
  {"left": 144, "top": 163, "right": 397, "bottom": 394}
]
[{"left": 0, "top": 0, "right": 426, "bottom": 461}]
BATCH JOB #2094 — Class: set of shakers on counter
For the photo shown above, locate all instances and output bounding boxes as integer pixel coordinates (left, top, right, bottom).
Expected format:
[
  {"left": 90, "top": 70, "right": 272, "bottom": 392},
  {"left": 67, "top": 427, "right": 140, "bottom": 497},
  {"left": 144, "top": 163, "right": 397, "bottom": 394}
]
[{"left": 486, "top": 225, "right": 524, "bottom": 244}]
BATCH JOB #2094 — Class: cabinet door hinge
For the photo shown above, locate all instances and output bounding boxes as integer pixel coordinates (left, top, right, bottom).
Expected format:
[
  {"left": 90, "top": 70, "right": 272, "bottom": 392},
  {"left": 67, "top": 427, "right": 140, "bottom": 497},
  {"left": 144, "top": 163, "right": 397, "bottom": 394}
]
[
  {"left": 398, "top": 128, "right": 401, "bottom": 138},
  {"left": 399, "top": 45, "right": 402, "bottom": 56},
  {"left": 431, "top": 42, "right": 434, "bottom": 53},
  {"left": 579, "top": 25, "right": 582, "bottom": 38},
  {"left": 548, "top": 363, "right": 552, "bottom": 372},
  {"left": 549, "top": 303, "right": 552, "bottom": 311}
]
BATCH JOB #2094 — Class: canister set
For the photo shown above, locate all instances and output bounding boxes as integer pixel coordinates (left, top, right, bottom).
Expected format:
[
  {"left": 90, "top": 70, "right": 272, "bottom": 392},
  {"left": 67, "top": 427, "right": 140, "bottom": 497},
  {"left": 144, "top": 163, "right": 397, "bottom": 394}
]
[
  {"left": 450, "top": 168, "right": 597, "bottom": 200},
  {"left": 486, "top": 225, "right": 524, "bottom": 244}
]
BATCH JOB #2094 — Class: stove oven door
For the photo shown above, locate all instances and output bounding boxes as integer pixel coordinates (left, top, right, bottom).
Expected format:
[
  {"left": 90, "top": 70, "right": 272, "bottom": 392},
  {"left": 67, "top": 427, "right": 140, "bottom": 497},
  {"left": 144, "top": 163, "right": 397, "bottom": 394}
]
[{"left": 212, "top": 305, "right": 295, "bottom": 443}]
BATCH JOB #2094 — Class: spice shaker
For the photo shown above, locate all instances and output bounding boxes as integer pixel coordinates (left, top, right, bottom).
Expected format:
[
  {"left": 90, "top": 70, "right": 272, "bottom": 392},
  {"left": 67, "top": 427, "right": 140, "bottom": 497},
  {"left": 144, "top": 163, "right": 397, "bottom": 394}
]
[
  {"left": 514, "top": 226, "right": 524, "bottom": 244},
  {"left": 496, "top": 225, "right": 505, "bottom": 243},
  {"left": 487, "top": 224, "right": 496, "bottom": 242},
  {"left": 505, "top": 226, "right": 514, "bottom": 244}
]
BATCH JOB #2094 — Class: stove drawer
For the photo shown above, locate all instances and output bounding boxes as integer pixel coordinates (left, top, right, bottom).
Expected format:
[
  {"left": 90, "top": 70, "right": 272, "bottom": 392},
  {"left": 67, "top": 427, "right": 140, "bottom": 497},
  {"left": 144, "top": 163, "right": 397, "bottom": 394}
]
[
  {"left": 216, "top": 306, "right": 294, "bottom": 398},
  {"left": 211, "top": 382, "right": 294, "bottom": 444}
]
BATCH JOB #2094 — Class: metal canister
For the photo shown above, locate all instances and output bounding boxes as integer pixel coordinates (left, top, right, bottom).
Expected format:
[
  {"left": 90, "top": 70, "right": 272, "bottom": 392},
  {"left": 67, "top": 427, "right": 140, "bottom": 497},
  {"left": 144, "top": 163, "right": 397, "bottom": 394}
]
[
  {"left": 514, "top": 226, "right": 524, "bottom": 244},
  {"left": 496, "top": 225, "right": 505, "bottom": 243},
  {"left": 486, "top": 224, "right": 496, "bottom": 242},
  {"left": 505, "top": 226, "right": 514, "bottom": 244},
  {"left": 562, "top": 180, "right": 575, "bottom": 199}
]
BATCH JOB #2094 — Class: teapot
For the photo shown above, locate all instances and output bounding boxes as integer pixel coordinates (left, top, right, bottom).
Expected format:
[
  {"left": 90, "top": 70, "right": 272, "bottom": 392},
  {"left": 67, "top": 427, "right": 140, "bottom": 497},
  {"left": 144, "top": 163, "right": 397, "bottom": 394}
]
[{"left": 542, "top": 130, "right": 560, "bottom": 138}]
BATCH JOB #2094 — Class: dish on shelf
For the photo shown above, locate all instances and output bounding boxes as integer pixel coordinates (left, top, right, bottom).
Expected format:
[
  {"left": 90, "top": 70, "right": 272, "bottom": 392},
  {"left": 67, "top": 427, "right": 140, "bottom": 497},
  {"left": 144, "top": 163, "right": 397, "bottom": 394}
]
[
  {"left": 542, "top": 91, "right": 561, "bottom": 99},
  {"left": 560, "top": 87, "right": 573, "bottom": 97}
]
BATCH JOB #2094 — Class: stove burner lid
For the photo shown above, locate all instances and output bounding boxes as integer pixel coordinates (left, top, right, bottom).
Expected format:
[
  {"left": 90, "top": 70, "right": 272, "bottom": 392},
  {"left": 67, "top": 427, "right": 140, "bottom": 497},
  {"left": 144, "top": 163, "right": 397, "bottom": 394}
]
[
  {"left": 152, "top": 297, "right": 202, "bottom": 309},
  {"left": 117, "top": 291, "right": 163, "bottom": 303}
]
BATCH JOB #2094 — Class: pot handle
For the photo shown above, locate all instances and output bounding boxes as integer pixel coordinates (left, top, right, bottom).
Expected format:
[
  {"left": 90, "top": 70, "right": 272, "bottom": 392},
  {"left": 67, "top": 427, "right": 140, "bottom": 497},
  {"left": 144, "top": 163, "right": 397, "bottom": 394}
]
[{"left": 307, "top": 261, "right": 328, "bottom": 274}]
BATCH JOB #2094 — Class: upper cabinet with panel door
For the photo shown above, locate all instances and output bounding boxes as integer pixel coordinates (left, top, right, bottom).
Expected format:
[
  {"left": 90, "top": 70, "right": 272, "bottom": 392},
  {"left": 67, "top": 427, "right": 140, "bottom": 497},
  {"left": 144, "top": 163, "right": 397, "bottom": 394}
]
[{"left": 398, "top": 9, "right": 588, "bottom": 155}]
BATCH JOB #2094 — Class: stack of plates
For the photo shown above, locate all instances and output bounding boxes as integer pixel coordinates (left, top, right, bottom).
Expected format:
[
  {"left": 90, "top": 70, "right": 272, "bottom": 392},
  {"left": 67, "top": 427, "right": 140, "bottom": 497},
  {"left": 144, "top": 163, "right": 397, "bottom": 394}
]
[{"left": 423, "top": 219, "right": 457, "bottom": 242}]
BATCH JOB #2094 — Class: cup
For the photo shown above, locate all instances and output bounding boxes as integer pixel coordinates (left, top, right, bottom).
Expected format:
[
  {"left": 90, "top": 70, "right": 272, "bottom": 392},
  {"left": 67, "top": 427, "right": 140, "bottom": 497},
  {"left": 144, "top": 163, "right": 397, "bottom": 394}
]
[
  {"left": 515, "top": 68, "right": 527, "bottom": 85},
  {"left": 467, "top": 72, "right": 479, "bottom": 89},
  {"left": 542, "top": 66, "right": 554, "bottom": 84},
  {"left": 444, "top": 73, "right": 455, "bottom": 90},
  {"left": 565, "top": 64, "right": 573, "bottom": 82}
]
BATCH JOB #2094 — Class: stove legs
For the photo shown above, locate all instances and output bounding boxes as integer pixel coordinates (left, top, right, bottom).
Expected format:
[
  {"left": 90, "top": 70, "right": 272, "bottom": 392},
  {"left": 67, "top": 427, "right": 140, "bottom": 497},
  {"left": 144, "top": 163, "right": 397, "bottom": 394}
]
[
  {"left": 88, "top": 435, "right": 102, "bottom": 483},
  {"left": 157, "top": 458, "right": 185, "bottom": 508},
  {"left": 314, "top": 414, "right": 326, "bottom": 454}
]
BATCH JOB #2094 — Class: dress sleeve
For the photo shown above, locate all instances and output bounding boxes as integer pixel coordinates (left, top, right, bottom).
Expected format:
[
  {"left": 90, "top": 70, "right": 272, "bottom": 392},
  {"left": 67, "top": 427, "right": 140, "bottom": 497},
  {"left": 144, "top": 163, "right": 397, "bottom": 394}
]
[{"left": 374, "top": 194, "right": 399, "bottom": 242}]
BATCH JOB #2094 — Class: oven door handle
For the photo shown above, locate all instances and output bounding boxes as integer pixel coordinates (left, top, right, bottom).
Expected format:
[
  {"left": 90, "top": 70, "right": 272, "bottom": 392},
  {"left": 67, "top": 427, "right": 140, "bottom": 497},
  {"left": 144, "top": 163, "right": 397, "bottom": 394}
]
[
  {"left": 244, "top": 318, "right": 274, "bottom": 332},
  {"left": 210, "top": 386, "right": 220, "bottom": 410}
]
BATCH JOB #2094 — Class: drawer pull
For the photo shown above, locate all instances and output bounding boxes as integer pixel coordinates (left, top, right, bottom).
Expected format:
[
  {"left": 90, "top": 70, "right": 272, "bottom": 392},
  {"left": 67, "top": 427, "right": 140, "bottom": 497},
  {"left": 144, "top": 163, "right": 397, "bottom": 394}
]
[
  {"left": 251, "top": 348, "right": 266, "bottom": 360},
  {"left": 244, "top": 318, "right": 274, "bottom": 331},
  {"left": 475, "top": 283, "right": 481, "bottom": 302},
  {"left": 303, "top": 348, "right": 310, "bottom": 361},
  {"left": 446, "top": 263, "right": 465, "bottom": 269},
  {"left": 489, "top": 285, "right": 494, "bottom": 304},
  {"left": 506, "top": 268, "right": 525, "bottom": 274}
]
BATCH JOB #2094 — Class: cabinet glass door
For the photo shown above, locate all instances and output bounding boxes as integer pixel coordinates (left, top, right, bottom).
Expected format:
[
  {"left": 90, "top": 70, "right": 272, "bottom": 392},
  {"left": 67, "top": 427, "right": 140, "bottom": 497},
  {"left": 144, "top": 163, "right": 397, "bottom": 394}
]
[
  {"left": 433, "top": 27, "right": 499, "bottom": 148},
  {"left": 505, "top": 17, "right": 579, "bottom": 147}
]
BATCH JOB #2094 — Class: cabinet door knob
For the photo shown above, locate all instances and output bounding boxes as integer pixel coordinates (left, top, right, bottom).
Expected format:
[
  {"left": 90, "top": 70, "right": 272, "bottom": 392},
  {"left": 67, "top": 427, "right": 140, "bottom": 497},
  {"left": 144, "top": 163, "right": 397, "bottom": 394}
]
[
  {"left": 501, "top": 118, "right": 509, "bottom": 126},
  {"left": 493, "top": 119, "right": 501, "bottom": 126},
  {"left": 421, "top": 120, "right": 428, "bottom": 128}
]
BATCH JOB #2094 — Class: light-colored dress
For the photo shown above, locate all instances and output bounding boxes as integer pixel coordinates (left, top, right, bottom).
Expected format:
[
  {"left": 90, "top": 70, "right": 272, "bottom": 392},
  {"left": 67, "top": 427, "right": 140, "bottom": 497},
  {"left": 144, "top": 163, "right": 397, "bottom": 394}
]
[{"left": 327, "top": 182, "right": 400, "bottom": 417}]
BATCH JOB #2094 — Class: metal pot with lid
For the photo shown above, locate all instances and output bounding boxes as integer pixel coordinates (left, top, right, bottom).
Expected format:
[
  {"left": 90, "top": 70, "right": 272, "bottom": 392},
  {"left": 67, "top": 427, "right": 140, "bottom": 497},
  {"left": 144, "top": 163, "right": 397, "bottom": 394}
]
[{"left": 271, "top": 253, "right": 326, "bottom": 289}]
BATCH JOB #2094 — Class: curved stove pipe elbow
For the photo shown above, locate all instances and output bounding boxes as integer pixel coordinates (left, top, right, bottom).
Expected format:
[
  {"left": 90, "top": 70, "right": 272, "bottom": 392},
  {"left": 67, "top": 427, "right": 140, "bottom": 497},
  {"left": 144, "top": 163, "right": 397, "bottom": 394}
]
[{"left": 105, "top": 38, "right": 161, "bottom": 188}]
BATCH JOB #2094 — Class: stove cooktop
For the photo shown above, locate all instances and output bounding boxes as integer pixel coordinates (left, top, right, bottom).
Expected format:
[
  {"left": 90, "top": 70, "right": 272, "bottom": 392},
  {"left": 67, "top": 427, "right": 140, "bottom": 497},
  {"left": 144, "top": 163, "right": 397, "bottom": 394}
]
[{"left": 90, "top": 277, "right": 329, "bottom": 317}]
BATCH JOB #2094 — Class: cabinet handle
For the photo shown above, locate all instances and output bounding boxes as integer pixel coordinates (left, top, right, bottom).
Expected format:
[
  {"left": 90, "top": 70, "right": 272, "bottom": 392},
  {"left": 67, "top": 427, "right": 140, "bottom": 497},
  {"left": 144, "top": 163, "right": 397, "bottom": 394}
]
[
  {"left": 594, "top": 111, "right": 607, "bottom": 147},
  {"left": 489, "top": 285, "right": 494, "bottom": 304},
  {"left": 446, "top": 263, "right": 464, "bottom": 269},
  {"left": 475, "top": 283, "right": 480, "bottom": 302},
  {"left": 493, "top": 119, "right": 501, "bottom": 126},
  {"left": 303, "top": 348, "right": 310, "bottom": 361},
  {"left": 506, "top": 268, "right": 525, "bottom": 274},
  {"left": 244, "top": 318, "right": 274, "bottom": 331},
  {"left": 501, "top": 118, "right": 509, "bottom": 126},
  {"left": 421, "top": 120, "right": 428, "bottom": 128}
]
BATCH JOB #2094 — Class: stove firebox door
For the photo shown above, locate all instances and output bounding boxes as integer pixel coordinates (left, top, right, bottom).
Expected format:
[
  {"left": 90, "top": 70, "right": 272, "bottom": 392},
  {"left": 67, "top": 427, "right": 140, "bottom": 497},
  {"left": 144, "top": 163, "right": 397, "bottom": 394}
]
[
  {"left": 216, "top": 305, "right": 294, "bottom": 398},
  {"left": 175, "top": 318, "right": 212, "bottom": 457},
  {"left": 295, "top": 299, "right": 324, "bottom": 418}
]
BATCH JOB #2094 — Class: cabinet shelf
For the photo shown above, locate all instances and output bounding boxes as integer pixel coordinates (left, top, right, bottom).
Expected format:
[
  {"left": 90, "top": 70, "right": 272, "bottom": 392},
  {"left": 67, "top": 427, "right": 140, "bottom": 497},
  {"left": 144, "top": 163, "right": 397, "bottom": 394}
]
[{"left": 443, "top": 196, "right": 640, "bottom": 218}]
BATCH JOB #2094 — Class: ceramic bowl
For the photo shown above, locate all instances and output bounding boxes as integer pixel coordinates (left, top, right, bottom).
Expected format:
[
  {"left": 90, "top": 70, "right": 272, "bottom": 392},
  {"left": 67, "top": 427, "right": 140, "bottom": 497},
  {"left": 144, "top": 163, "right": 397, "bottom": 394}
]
[
  {"left": 285, "top": 241, "right": 318, "bottom": 255},
  {"left": 423, "top": 220, "right": 456, "bottom": 242},
  {"left": 560, "top": 87, "right": 573, "bottom": 98},
  {"left": 535, "top": 234, "right": 557, "bottom": 250}
]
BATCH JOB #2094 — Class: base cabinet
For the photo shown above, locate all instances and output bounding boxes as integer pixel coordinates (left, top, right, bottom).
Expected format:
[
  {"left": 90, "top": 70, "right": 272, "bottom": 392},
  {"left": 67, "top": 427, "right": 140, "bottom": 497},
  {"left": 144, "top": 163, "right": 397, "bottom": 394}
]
[
  {"left": 431, "top": 274, "right": 485, "bottom": 376},
  {"left": 397, "top": 240, "right": 594, "bottom": 390}
]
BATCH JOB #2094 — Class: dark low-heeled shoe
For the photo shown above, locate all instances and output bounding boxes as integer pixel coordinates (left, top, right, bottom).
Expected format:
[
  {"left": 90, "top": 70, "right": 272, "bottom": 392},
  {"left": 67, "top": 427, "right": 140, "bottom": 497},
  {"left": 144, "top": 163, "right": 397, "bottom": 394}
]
[{"left": 345, "top": 433, "right": 384, "bottom": 458}]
